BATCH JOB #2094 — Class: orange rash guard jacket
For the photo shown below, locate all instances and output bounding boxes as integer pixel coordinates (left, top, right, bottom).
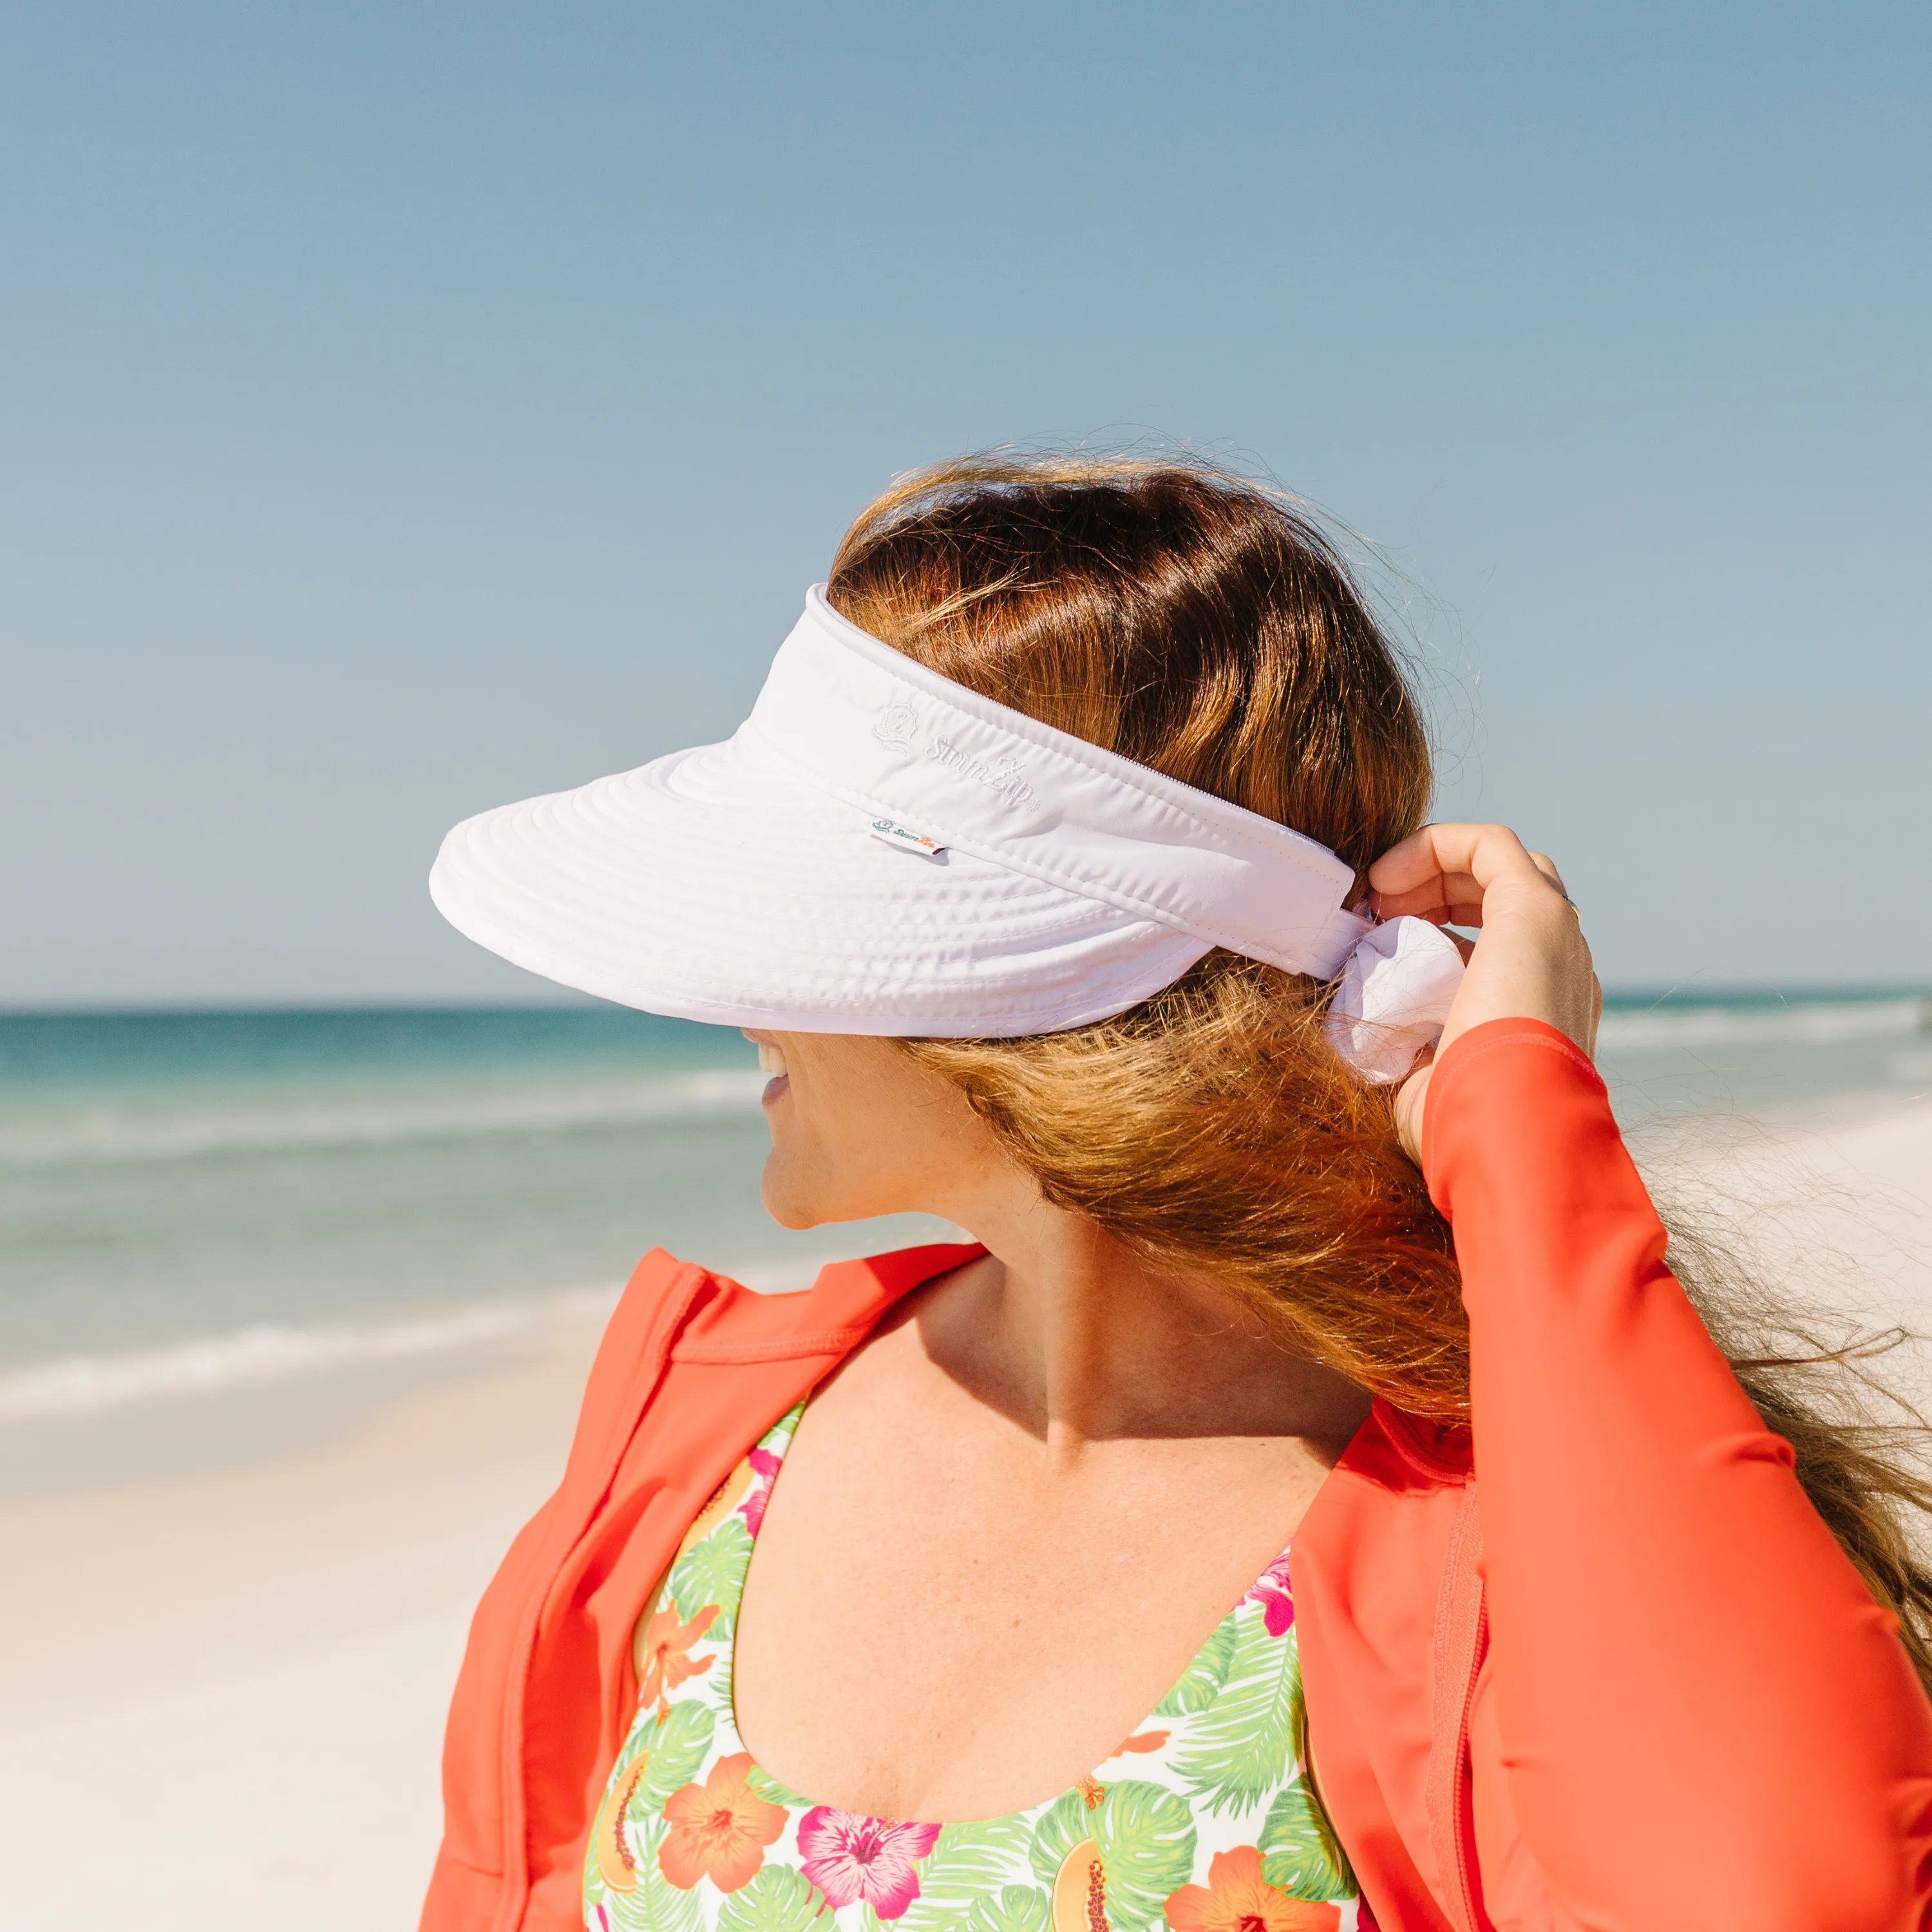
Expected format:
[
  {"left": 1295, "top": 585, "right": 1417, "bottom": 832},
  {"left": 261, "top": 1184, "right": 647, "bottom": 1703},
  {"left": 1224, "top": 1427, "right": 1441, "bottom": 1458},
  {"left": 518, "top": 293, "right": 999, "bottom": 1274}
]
[{"left": 421, "top": 1020, "right": 1932, "bottom": 1932}]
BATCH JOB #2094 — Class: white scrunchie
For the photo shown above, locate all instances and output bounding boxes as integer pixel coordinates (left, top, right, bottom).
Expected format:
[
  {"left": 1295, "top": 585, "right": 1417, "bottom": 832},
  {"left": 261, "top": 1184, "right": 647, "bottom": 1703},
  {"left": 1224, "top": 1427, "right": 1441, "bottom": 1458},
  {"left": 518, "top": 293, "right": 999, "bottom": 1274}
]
[{"left": 1324, "top": 916, "right": 1467, "bottom": 1084}]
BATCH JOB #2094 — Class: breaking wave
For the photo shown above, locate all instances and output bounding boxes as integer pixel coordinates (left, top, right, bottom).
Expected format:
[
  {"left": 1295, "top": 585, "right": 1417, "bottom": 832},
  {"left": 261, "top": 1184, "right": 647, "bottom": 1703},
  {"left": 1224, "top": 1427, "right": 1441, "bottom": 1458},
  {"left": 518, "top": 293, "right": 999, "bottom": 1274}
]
[
  {"left": 0, "top": 1067, "right": 768, "bottom": 1168},
  {"left": 1598, "top": 997, "right": 1927, "bottom": 1052}
]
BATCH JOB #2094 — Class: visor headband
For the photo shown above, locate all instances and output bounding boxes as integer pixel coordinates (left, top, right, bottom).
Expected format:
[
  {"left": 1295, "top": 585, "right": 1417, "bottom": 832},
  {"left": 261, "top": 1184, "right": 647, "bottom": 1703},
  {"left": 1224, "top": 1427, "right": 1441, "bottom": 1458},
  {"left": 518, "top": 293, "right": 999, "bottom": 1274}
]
[{"left": 746, "top": 587, "right": 1374, "bottom": 980}]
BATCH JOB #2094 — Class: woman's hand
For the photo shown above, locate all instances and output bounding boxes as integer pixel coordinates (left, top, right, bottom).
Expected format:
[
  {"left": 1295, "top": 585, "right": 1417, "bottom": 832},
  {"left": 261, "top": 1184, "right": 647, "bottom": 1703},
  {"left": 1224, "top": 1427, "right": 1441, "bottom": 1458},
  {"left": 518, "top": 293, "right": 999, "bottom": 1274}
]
[{"left": 1367, "top": 824, "right": 1603, "bottom": 1162}]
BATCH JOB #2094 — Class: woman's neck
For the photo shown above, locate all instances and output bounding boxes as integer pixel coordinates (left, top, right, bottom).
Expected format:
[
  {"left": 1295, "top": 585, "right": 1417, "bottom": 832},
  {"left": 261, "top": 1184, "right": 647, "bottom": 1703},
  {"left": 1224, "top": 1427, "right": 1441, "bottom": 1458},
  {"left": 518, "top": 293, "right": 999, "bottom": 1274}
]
[{"left": 912, "top": 1186, "right": 1371, "bottom": 1461}]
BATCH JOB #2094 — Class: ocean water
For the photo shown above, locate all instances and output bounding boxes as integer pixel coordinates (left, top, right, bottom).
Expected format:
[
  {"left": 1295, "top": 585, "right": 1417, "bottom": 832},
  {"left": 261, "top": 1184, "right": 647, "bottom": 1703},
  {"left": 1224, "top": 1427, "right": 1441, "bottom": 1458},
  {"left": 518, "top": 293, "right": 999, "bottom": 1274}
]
[
  {"left": 1, "top": 991, "right": 1926, "bottom": 1415},
  {"left": 0, "top": 1009, "right": 962, "bottom": 1410},
  {"left": 1595, "top": 988, "right": 1932, "bottom": 1123}
]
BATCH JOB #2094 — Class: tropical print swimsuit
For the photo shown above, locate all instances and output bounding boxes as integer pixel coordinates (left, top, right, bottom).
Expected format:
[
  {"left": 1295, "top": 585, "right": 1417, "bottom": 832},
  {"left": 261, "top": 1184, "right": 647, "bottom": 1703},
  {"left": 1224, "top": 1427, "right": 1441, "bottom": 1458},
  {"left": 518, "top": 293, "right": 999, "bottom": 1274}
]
[{"left": 585, "top": 1403, "right": 1360, "bottom": 1932}]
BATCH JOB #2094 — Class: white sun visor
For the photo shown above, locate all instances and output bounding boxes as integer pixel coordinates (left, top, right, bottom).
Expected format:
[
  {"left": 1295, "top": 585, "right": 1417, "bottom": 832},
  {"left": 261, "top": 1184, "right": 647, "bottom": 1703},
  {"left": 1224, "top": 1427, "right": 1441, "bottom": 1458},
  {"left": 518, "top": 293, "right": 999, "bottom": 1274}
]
[{"left": 428, "top": 587, "right": 1378, "bottom": 1037}]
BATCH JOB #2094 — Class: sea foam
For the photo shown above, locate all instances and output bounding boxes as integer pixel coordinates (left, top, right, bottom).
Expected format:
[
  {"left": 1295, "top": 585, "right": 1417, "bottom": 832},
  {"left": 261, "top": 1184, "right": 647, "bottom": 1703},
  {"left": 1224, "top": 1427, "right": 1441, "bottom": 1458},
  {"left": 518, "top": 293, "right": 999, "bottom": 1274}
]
[
  {"left": 0, "top": 1289, "right": 620, "bottom": 1421},
  {"left": 0, "top": 1067, "right": 767, "bottom": 1168},
  {"left": 0, "top": 1253, "right": 878, "bottom": 1421}
]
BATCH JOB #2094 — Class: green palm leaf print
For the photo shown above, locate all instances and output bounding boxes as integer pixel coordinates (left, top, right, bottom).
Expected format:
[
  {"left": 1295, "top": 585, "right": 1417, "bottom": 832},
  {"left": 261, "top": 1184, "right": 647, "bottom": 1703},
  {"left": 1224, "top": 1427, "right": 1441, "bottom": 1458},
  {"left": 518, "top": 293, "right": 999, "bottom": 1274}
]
[
  {"left": 636, "top": 1699, "right": 717, "bottom": 1808},
  {"left": 1257, "top": 1778, "right": 1354, "bottom": 1902},
  {"left": 745, "top": 1761, "right": 810, "bottom": 1810},
  {"left": 893, "top": 1816, "right": 1033, "bottom": 1932},
  {"left": 715, "top": 1862, "right": 825, "bottom": 1932},
  {"left": 1031, "top": 1781, "right": 1197, "bottom": 1932},
  {"left": 1154, "top": 1616, "right": 1236, "bottom": 1718},
  {"left": 1171, "top": 1614, "right": 1303, "bottom": 1816},
  {"left": 1092, "top": 1779, "right": 1198, "bottom": 1932},
  {"left": 1028, "top": 1789, "right": 1090, "bottom": 1888},
  {"left": 963, "top": 1884, "right": 1053, "bottom": 1932},
  {"left": 673, "top": 1515, "right": 753, "bottom": 1639},
  {"left": 706, "top": 1651, "right": 734, "bottom": 1721},
  {"left": 605, "top": 1816, "right": 704, "bottom": 1932}
]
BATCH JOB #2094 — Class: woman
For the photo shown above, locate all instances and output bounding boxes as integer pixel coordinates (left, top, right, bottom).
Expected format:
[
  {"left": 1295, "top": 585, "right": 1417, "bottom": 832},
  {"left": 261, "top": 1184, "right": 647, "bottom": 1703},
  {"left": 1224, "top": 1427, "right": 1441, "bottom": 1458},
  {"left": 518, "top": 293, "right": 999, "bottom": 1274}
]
[{"left": 422, "top": 457, "right": 1932, "bottom": 1932}]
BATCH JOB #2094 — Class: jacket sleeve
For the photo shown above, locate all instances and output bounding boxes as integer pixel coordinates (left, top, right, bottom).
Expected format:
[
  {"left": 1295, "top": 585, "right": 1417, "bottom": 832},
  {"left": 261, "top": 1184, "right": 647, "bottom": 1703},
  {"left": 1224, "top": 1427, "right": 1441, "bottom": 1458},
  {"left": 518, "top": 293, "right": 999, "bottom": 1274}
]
[{"left": 1423, "top": 1019, "right": 1932, "bottom": 1932}]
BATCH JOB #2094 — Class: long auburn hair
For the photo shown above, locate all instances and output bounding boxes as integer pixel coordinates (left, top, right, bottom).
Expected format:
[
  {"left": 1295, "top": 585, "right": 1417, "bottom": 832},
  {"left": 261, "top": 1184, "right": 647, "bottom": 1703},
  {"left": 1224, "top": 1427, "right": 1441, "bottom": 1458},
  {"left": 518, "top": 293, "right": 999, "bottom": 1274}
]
[{"left": 826, "top": 450, "right": 1932, "bottom": 1696}]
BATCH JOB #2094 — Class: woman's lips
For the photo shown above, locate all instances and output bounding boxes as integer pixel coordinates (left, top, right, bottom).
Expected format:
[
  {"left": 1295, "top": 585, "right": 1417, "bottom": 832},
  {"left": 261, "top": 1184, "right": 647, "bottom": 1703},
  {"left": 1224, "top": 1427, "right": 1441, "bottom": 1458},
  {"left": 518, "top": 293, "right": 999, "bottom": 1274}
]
[{"left": 752, "top": 1039, "right": 788, "bottom": 1106}]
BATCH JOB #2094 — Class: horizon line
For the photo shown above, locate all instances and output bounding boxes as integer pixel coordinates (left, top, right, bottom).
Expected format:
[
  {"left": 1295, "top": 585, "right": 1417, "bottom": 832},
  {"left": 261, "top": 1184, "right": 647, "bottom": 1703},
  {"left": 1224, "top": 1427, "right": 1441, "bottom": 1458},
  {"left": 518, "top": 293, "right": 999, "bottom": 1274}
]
[{"left": 1, "top": 983, "right": 1928, "bottom": 1021}]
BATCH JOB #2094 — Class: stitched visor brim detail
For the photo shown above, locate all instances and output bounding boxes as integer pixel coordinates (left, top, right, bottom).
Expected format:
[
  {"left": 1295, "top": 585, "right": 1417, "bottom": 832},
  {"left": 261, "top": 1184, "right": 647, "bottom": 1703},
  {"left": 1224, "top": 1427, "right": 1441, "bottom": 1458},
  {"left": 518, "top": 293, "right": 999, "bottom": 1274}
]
[
  {"left": 428, "top": 587, "right": 1370, "bottom": 1035},
  {"left": 430, "top": 734, "right": 1215, "bottom": 1036}
]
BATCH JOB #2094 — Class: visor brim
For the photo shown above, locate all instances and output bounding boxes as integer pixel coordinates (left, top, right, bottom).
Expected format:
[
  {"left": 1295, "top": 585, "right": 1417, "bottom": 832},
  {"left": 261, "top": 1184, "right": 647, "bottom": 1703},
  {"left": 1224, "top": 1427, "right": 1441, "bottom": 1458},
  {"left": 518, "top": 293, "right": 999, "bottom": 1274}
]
[{"left": 429, "top": 732, "right": 1215, "bottom": 1037}]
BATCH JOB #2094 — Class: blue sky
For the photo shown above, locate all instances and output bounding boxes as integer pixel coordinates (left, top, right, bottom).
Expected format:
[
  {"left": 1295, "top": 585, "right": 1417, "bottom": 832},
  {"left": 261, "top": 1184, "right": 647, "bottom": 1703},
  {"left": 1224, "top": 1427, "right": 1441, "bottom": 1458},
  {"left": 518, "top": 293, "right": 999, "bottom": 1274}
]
[{"left": 3, "top": 3, "right": 1926, "bottom": 1005}]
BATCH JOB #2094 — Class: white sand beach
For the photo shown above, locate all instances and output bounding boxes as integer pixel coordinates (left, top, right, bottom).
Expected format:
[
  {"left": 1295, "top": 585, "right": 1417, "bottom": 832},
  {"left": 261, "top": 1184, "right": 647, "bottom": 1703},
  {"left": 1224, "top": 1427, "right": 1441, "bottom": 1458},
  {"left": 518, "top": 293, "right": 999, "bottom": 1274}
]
[
  {"left": 0, "top": 1304, "right": 614, "bottom": 1931},
  {"left": 1, "top": 1100, "right": 1927, "bottom": 1932}
]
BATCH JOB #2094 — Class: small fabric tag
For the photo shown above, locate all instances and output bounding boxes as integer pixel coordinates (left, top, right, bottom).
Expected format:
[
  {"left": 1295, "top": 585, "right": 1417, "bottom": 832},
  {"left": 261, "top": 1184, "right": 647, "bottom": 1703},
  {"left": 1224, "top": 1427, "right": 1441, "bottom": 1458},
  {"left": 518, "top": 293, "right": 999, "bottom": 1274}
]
[{"left": 868, "top": 818, "right": 947, "bottom": 860}]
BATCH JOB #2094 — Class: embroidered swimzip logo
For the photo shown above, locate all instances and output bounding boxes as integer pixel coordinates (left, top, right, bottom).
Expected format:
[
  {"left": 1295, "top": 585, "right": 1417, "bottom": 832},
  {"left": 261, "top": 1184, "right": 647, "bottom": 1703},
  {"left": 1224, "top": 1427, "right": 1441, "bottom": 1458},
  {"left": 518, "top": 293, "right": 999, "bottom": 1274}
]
[
  {"left": 868, "top": 819, "right": 947, "bottom": 860},
  {"left": 871, "top": 697, "right": 1036, "bottom": 810},
  {"left": 927, "top": 738, "right": 1034, "bottom": 810}
]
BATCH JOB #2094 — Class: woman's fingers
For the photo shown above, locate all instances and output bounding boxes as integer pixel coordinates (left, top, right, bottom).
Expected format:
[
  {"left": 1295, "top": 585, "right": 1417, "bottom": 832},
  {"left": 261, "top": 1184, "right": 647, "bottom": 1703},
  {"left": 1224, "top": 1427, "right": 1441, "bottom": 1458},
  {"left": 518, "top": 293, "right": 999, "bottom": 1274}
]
[
  {"left": 1370, "top": 871, "right": 1487, "bottom": 925},
  {"left": 1527, "top": 850, "right": 1569, "bottom": 899},
  {"left": 1368, "top": 826, "right": 1575, "bottom": 934},
  {"left": 1374, "top": 824, "right": 1599, "bottom": 1162},
  {"left": 1368, "top": 822, "right": 1556, "bottom": 902}
]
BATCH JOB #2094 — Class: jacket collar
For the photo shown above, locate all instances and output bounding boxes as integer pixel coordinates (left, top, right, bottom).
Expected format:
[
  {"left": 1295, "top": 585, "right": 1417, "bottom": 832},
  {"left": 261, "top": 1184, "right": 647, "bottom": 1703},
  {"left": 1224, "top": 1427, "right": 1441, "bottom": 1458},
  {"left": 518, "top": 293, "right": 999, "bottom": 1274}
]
[{"left": 665, "top": 1240, "right": 988, "bottom": 1365}]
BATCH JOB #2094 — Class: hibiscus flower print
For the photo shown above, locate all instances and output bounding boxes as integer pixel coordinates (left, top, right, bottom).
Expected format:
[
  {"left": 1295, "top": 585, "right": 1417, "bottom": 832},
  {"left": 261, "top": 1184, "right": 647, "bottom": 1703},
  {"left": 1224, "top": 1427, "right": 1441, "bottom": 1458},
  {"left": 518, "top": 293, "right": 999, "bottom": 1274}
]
[
  {"left": 737, "top": 1444, "right": 783, "bottom": 1537},
  {"left": 635, "top": 1603, "right": 718, "bottom": 1711},
  {"left": 795, "top": 1806, "right": 942, "bottom": 1920},
  {"left": 1245, "top": 1549, "right": 1296, "bottom": 1638},
  {"left": 658, "top": 1751, "right": 788, "bottom": 1893},
  {"left": 1165, "top": 1844, "right": 1340, "bottom": 1932}
]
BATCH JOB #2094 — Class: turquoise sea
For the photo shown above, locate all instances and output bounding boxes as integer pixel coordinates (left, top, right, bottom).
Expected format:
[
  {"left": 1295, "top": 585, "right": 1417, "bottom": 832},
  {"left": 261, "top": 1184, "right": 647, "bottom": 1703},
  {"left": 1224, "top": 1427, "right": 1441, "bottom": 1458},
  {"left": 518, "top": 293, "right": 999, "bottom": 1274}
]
[{"left": 1, "top": 991, "right": 1926, "bottom": 1410}]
